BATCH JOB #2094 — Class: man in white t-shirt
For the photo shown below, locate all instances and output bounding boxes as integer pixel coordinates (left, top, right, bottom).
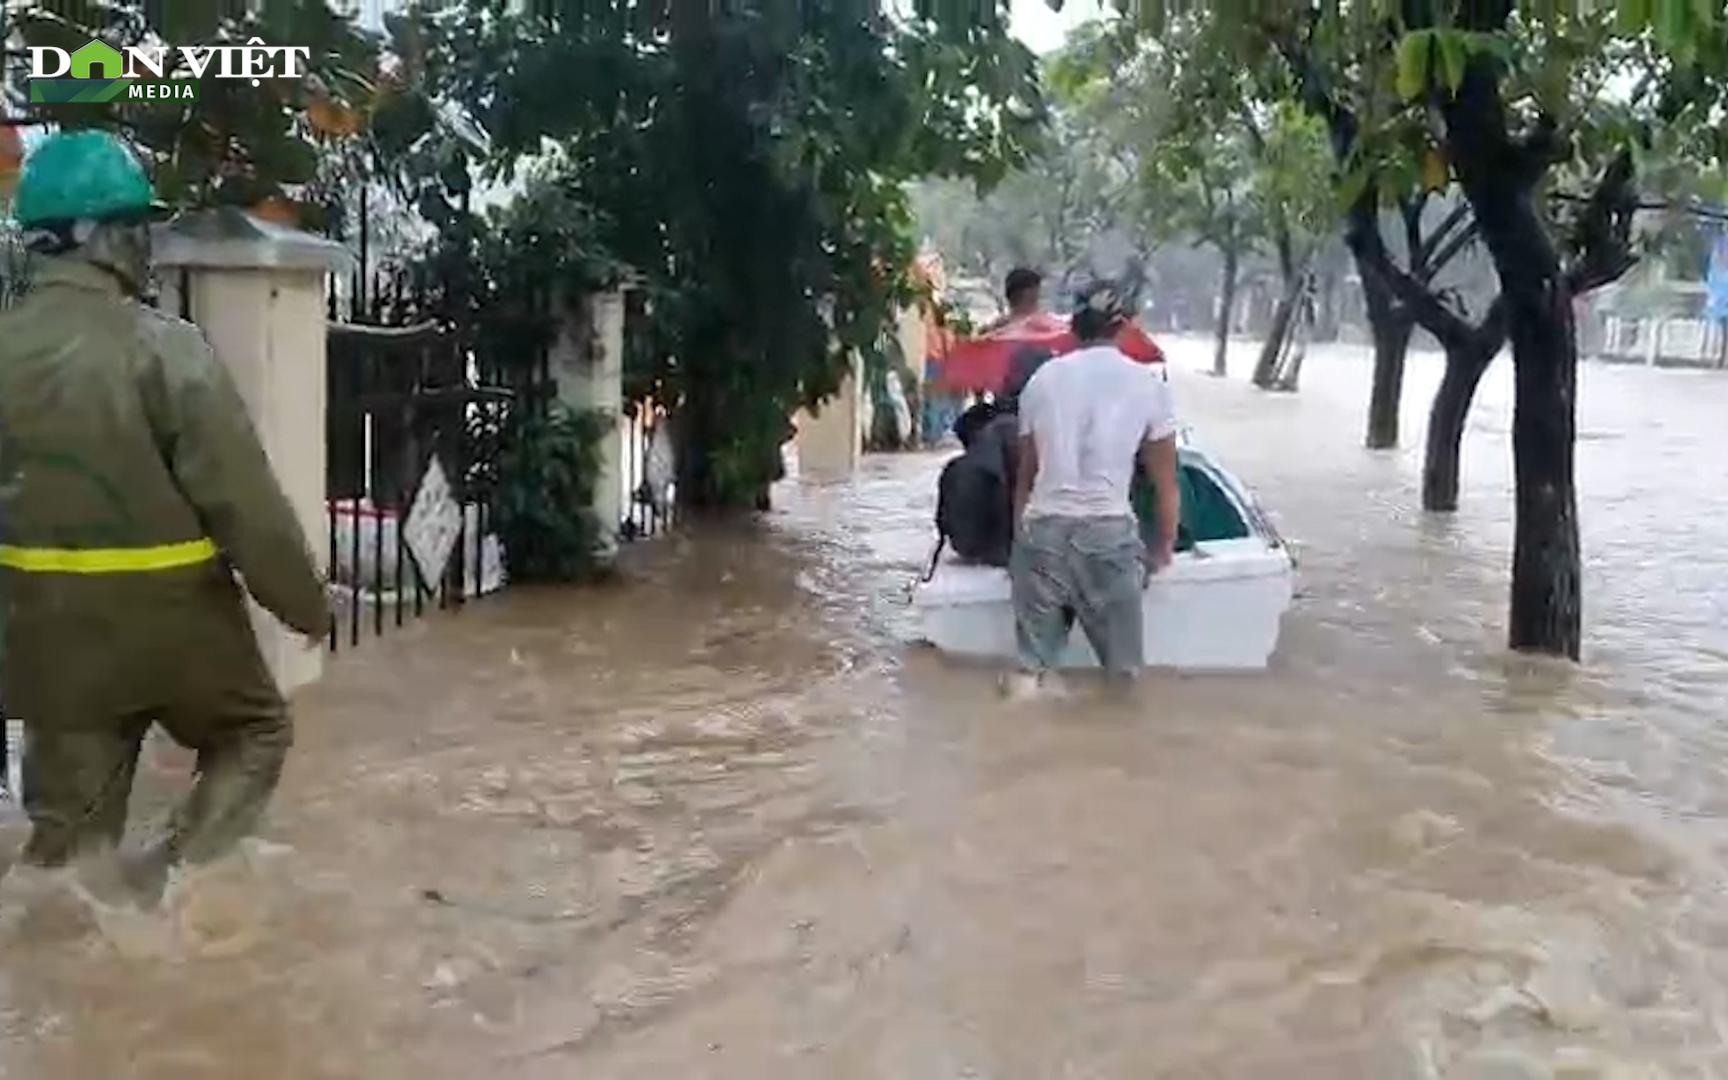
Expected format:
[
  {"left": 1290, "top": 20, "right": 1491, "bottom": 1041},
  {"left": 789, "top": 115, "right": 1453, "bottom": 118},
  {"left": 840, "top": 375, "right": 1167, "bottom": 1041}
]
[{"left": 1007, "top": 282, "right": 1180, "bottom": 689}]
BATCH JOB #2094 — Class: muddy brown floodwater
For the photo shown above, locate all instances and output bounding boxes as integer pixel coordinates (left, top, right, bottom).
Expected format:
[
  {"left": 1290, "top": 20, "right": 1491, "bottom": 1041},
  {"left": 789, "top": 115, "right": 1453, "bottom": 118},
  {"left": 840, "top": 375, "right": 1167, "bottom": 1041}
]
[{"left": 6, "top": 334, "right": 1728, "bottom": 1079}]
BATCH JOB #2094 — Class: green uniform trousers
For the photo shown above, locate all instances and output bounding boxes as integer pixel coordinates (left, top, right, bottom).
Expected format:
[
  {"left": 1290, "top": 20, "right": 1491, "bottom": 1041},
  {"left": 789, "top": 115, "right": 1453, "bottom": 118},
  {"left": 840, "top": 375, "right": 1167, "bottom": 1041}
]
[{"left": 2, "top": 562, "right": 291, "bottom": 869}]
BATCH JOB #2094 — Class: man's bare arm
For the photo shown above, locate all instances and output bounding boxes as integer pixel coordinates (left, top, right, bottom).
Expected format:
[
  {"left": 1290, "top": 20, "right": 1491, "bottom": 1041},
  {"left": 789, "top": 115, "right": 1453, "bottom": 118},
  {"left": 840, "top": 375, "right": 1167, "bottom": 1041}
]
[
  {"left": 1013, "top": 433, "right": 1038, "bottom": 530},
  {"left": 1138, "top": 434, "right": 1180, "bottom": 556}
]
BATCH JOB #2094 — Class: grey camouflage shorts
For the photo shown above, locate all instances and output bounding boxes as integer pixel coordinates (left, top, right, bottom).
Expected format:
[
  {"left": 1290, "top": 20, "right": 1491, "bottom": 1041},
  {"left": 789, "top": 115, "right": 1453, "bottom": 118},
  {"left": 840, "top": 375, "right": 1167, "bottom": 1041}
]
[{"left": 1009, "top": 514, "right": 1144, "bottom": 680}]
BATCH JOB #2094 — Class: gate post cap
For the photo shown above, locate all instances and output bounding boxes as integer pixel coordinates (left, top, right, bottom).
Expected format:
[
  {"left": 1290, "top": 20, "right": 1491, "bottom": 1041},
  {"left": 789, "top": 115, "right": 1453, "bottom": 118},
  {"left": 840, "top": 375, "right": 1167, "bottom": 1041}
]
[{"left": 152, "top": 206, "right": 352, "bottom": 273}]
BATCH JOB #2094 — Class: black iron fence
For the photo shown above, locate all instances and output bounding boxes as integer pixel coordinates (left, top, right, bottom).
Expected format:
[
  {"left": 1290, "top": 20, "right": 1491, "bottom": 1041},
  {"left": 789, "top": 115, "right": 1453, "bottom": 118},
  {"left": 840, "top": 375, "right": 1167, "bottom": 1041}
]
[{"left": 324, "top": 268, "right": 537, "bottom": 651}]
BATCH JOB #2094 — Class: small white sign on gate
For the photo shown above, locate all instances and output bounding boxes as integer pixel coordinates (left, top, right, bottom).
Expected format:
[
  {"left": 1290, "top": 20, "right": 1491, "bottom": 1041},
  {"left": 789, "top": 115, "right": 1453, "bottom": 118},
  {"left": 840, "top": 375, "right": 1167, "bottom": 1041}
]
[
  {"left": 401, "top": 456, "right": 463, "bottom": 589},
  {"left": 5, "top": 718, "right": 21, "bottom": 797}
]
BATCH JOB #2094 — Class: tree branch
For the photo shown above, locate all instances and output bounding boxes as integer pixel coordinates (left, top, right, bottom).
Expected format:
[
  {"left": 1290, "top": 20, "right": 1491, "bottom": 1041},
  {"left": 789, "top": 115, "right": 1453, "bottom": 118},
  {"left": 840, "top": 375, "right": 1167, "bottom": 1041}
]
[
  {"left": 1268, "top": 14, "right": 1508, "bottom": 355},
  {"left": 1351, "top": 219, "right": 1474, "bottom": 351},
  {"left": 1414, "top": 200, "right": 1470, "bottom": 265},
  {"left": 1549, "top": 191, "right": 1728, "bottom": 224},
  {"left": 1419, "top": 217, "right": 1479, "bottom": 282},
  {"left": 1235, "top": 102, "right": 1268, "bottom": 156},
  {"left": 1563, "top": 149, "right": 1640, "bottom": 296},
  {"left": 1437, "top": 23, "right": 1564, "bottom": 289},
  {"left": 1269, "top": 26, "right": 1355, "bottom": 163},
  {"left": 1400, "top": 195, "right": 1429, "bottom": 266},
  {"left": 1511, "top": 112, "right": 1570, "bottom": 186}
]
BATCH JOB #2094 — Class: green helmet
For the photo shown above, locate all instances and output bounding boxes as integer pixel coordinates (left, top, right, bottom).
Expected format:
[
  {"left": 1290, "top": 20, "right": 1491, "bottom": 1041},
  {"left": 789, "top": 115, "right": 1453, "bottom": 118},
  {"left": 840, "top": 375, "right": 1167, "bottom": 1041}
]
[{"left": 12, "top": 129, "right": 164, "bottom": 228}]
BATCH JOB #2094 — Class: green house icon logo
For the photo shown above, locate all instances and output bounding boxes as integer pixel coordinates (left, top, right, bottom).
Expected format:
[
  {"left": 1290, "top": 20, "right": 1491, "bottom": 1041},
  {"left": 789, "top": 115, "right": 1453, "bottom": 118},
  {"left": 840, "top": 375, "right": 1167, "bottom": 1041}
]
[
  {"left": 28, "top": 36, "right": 204, "bottom": 105},
  {"left": 68, "top": 39, "right": 125, "bottom": 79}
]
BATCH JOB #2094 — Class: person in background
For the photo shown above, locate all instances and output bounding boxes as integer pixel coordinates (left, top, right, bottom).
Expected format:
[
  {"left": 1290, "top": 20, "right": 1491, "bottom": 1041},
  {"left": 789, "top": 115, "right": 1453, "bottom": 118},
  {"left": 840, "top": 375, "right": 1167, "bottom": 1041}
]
[
  {"left": 979, "top": 266, "right": 1044, "bottom": 334},
  {"left": 0, "top": 131, "right": 329, "bottom": 897},
  {"left": 1006, "top": 281, "right": 1180, "bottom": 694},
  {"left": 922, "top": 349, "right": 962, "bottom": 448}
]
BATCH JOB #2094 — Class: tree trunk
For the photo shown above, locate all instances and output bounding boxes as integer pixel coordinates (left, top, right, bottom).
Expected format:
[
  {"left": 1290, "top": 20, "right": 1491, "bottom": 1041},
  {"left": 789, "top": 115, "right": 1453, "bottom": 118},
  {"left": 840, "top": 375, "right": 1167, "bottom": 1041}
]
[
  {"left": 1253, "top": 232, "right": 1302, "bottom": 389},
  {"left": 1436, "top": 36, "right": 1584, "bottom": 659},
  {"left": 1505, "top": 289, "right": 1581, "bottom": 658},
  {"left": 674, "top": 387, "right": 730, "bottom": 511},
  {"left": 1312, "top": 258, "right": 1341, "bottom": 343},
  {"left": 1272, "top": 334, "right": 1307, "bottom": 390},
  {"left": 1251, "top": 282, "right": 1299, "bottom": 389},
  {"left": 1421, "top": 337, "right": 1496, "bottom": 512},
  {"left": 1362, "top": 282, "right": 1414, "bottom": 450},
  {"left": 1211, "top": 245, "right": 1239, "bottom": 377}
]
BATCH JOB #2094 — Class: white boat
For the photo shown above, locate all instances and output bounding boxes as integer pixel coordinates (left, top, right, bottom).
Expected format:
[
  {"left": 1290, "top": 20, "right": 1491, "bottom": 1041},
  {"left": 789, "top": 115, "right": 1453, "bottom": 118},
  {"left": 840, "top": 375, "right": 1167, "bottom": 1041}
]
[{"left": 910, "top": 439, "right": 1294, "bottom": 671}]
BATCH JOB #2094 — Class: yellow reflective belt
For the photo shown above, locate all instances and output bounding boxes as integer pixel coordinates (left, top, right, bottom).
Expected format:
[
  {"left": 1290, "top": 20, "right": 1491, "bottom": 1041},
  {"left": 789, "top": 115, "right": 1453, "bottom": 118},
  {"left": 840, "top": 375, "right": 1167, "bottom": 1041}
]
[{"left": 0, "top": 537, "right": 218, "bottom": 573}]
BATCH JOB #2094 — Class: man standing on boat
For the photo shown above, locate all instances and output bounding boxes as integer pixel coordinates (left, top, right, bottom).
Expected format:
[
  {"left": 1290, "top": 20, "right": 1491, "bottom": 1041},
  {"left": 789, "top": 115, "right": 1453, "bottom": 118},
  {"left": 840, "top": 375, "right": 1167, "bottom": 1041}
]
[
  {"left": 980, "top": 266, "right": 1044, "bottom": 335},
  {"left": 0, "top": 130, "right": 329, "bottom": 892},
  {"left": 1005, "top": 281, "right": 1180, "bottom": 693}
]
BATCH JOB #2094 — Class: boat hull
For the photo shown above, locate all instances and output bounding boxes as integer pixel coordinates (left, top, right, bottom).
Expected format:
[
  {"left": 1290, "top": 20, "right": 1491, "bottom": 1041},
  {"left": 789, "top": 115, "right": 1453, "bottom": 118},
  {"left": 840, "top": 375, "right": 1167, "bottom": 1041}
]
[{"left": 910, "top": 537, "right": 1293, "bottom": 670}]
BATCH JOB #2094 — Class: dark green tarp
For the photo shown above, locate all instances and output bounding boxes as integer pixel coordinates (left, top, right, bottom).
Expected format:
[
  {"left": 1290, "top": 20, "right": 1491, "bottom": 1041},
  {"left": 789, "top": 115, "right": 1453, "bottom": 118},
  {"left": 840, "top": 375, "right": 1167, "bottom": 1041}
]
[{"left": 1131, "top": 452, "right": 1250, "bottom": 551}]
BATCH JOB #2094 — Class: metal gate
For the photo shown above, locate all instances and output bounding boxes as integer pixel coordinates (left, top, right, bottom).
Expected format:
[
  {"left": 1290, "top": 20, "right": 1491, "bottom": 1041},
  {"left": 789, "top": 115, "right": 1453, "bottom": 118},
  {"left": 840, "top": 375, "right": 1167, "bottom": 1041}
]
[{"left": 324, "top": 270, "right": 518, "bottom": 651}]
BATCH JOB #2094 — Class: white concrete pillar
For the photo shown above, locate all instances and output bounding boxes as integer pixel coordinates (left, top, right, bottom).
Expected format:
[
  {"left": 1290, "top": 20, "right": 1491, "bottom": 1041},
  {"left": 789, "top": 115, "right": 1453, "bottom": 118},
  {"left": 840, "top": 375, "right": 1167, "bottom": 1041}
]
[
  {"left": 795, "top": 353, "right": 862, "bottom": 480},
  {"left": 154, "top": 208, "right": 348, "bottom": 696},
  {"left": 549, "top": 288, "right": 627, "bottom": 565}
]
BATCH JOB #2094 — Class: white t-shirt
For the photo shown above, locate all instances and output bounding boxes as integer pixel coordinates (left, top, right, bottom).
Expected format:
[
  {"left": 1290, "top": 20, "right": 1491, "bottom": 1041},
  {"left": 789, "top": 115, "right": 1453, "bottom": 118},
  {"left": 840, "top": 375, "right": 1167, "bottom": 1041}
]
[{"left": 1017, "top": 345, "right": 1178, "bottom": 519}]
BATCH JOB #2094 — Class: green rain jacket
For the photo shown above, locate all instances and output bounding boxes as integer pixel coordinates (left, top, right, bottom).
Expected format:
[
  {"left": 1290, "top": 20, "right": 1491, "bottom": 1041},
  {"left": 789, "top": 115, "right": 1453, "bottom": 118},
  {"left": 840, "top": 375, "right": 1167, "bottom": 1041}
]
[{"left": 0, "top": 255, "right": 328, "bottom": 636}]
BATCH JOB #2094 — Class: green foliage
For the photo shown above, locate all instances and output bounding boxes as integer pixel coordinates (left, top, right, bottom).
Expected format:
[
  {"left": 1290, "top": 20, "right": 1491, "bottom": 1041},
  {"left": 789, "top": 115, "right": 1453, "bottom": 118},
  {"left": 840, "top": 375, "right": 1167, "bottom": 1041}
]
[
  {"left": 938, "top": 295, "right": 978, "bottom": 338},
  {"left": 12, "top": 0, "right": 379, "bottom": 210},
  {"left": 1052, "top": 15, "right": 1336, "bottom": 277},
  {"left": 491, "top": 403, "right": 610, "bottom": 584},
  {"left": 392, "top": 0, "right": 1044, "bottom": 511},
  {"left": 906, "top": 113, "right": 1130, "bottom": 285},
  {"left": 1068, "top": 0, "right": 1728, "bottom": 655}
]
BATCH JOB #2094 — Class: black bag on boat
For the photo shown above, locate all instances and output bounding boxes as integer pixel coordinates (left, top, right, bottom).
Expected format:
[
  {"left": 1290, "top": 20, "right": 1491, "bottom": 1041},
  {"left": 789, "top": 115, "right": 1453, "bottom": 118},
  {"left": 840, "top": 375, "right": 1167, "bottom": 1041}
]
[
  {"left": 933, "top": 413, "right": 1018, "bottom": 569},
  {"left": 951, "top": 399, "right": 1001, "bottom": 448},
  {"left": 935, "top": 452, "right": 1010, "bottom": 567}
]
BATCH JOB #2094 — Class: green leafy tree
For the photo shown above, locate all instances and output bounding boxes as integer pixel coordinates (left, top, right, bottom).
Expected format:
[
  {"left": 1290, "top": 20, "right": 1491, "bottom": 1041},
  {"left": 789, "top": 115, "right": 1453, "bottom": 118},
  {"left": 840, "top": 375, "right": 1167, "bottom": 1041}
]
[
  {"left": 11, "top": 0, "right": 377, "bottom": 211},
  {"left": 1065, "top": 0, "right": 1726, "bottom": 659},
  {"left": 399, "top": 0, "right": 1043, "bottom": 511},
  {"left": 1259, "top": 15, "right": 1508, "bottom": 485},
  {"left": 1239, "top": 100, "right": 1336, "bottom": 390},
  {"left": 1137, "top": 111, "right": 1264, "bottom": 378},
  {"left": 1053, "top": 18, "right": 1336, "bottom": 384},
  {"left": 1051, "top": 21, "right": 1254, "bottom": 376}
]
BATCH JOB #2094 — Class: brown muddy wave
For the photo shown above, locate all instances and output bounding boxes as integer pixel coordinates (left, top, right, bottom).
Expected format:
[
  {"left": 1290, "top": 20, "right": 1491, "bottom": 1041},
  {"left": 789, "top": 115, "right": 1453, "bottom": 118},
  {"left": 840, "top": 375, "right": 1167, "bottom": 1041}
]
[{"left": 3, "top": 334, "right": 1728, "bottom": 1079}]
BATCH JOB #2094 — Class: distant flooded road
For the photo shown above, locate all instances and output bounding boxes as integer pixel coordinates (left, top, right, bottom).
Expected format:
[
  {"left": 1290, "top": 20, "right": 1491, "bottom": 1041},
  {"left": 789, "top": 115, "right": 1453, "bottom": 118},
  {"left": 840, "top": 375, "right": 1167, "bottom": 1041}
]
[{"left": 7, "top": 335, "right": 1728, "bottom": 1078}]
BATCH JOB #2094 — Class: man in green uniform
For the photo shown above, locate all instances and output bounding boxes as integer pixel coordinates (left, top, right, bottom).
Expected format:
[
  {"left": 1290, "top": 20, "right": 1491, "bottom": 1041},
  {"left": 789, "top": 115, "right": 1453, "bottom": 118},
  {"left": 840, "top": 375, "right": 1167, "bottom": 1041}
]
[{"left": 0, "top": 130, "right": 329, "bottom": 880}]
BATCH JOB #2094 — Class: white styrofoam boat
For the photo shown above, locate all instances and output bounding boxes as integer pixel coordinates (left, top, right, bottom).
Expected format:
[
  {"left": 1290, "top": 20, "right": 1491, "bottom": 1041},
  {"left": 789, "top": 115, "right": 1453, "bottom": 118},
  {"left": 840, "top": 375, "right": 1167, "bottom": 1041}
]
[{"left": 910, "top": 441, "right": 1294, "bottom": 671}]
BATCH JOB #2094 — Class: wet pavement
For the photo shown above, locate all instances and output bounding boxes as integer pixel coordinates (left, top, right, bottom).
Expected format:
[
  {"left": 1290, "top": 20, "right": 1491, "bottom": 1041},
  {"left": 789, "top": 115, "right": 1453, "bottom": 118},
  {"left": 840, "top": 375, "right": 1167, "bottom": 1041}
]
[{"left": 5, "top": 335, "right": 1728, "bottom": 1078}]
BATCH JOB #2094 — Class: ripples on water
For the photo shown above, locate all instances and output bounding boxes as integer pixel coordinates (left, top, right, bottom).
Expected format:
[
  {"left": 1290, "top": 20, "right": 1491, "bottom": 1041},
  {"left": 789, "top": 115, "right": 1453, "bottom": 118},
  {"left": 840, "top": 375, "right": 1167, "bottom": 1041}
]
[{"left": 5, "top": 336, "right": 1728, "bottom": 1077}]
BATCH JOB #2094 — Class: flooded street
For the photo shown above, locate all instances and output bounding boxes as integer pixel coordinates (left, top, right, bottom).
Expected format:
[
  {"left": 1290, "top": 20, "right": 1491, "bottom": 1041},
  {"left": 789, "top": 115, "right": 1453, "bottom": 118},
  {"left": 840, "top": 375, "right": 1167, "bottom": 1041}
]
[{"left": 8, "top": 334, "right": 1728, "bottom": 1078}]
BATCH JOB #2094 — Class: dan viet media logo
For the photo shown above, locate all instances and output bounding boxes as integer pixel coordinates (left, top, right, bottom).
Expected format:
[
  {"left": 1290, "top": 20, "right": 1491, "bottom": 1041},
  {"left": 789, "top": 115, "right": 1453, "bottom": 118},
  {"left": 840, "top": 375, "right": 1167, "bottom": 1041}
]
[{"left": 27, "top": 38, "right": 311, "bottom": 105}]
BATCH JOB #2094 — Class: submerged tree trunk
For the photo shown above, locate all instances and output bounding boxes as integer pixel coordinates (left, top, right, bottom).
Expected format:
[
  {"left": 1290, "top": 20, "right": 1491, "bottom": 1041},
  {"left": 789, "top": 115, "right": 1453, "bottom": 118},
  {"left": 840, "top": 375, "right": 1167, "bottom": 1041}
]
[
  {"left": 1312, "top": 253, "right": 1342, "bottom": 343},
  {"left": 1253, "top": 232, "right": 1302, "bottom": 389},
  {"left": 1269, "top": 276, "right": 1313, "bottom": 391},
  {"left": 1251, "top": 279, "right": 1300, "bottom": 389},
  {"left": 1361, "top": 274, "right": 1413, "bottom": 450},
  {"left": 1271, "top": 331, "right": 1307, "bottom": 390},
  {"left": 1438, "top": 33, "right": 1593, "bottom": 659},
  {"left": 1422, "top": 331, "right": 1500, "bottom": 512},
  {"left": 1504, "top": 289, "right": 1581, "bottom": 657},
  {"left": 1211, "top": 244, "right": 1239, "bottom": 377}
]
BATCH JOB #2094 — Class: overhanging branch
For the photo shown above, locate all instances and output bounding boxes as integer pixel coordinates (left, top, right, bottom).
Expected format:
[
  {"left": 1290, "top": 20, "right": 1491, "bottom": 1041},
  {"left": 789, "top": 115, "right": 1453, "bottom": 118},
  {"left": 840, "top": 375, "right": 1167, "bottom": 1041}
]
[
  {"left": 1352, "top": 223, "right": 1473, "bottom": 350},
  {"left": 1549, "top": 191, "right": 1728, "bottom": 224},
  {"left": 1563, "top": 149, "right": 1640, "bottom": 295},
  {"left": 1420, "top": 217, "right": 1480, "bottom": 282},
  {"left": 1414, "top": 201, "right": 1471, "bottom": 265}
]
